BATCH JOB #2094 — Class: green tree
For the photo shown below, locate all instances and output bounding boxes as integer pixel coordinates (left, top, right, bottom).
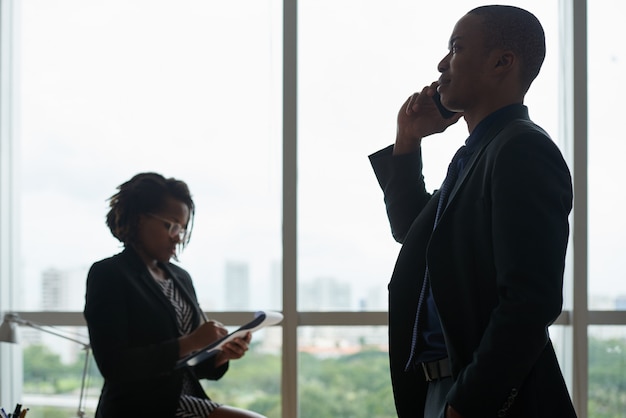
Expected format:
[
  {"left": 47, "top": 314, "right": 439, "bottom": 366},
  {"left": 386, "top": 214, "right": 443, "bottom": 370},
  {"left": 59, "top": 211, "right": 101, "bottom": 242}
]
[
  {"left": 23, "top": 344, "right": 64, "bottom": 382},
  {"left": 22, "top": 342, "right": 398, "bottom": 417},
  {"left": 589, "top": 336, "right": 626, "bottom": 418},
  {"left": 22, "top": 336, "right": 626, "bottom": 418},
  {"left": 298, "top": 350, "right": 395, "bottom": 418},
  {"left": 23, "top": 344, "right": 68, "bottom": 393}
]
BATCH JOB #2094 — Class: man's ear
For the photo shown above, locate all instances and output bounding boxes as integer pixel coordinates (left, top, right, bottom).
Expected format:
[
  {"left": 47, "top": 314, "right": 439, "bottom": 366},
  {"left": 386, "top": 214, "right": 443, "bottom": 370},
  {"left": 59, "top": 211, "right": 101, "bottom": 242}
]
[{"left": 494, "top": 50, "right": 516, "bottom": 72}]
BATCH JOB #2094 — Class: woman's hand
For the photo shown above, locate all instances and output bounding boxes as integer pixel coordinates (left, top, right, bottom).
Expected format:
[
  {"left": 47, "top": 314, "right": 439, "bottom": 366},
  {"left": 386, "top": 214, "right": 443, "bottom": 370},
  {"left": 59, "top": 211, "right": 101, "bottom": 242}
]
[
  {"left": 215, "top": 332, "right": 252, "bottom": 367},
  {"left": 179, "top": 320, "right": 228, "bottom": 358}
]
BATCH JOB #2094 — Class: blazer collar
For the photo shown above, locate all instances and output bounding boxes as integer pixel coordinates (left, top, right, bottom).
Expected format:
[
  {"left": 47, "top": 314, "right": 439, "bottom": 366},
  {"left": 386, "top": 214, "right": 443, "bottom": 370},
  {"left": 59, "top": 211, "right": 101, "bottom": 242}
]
[{"left": 120, "top": 246, "right": 202, "bottom": 325}]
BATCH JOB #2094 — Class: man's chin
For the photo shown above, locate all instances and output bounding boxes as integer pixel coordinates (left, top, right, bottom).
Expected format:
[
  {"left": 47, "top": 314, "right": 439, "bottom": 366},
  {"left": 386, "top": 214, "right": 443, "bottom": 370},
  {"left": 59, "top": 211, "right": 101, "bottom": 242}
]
[
  {"left": 440, "top": 96, "right": 459, "bottom": 113},
  {"left": 441, "top": 95, "right": 462, "bottom": 113}
]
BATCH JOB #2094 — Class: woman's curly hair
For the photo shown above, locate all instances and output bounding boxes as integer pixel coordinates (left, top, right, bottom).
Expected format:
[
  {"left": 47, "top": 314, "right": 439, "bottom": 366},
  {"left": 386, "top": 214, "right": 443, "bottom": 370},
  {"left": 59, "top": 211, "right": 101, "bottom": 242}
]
[{"left": 106, "top": 172, "right": 195, "bottom": 250}]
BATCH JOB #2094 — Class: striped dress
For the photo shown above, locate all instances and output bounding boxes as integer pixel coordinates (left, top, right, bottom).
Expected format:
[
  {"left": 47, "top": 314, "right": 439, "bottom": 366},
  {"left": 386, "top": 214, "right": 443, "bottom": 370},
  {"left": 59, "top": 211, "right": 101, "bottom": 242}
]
[{"left": 155, "top": 277, "right": 222, "bottom": 417}]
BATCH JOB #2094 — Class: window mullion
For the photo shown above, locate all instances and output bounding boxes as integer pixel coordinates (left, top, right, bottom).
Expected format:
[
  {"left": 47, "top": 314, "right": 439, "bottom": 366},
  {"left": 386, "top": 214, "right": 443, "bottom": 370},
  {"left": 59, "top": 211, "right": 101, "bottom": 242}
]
[{"left": 282, "top": 0, "right": 298, "bottom": 417}]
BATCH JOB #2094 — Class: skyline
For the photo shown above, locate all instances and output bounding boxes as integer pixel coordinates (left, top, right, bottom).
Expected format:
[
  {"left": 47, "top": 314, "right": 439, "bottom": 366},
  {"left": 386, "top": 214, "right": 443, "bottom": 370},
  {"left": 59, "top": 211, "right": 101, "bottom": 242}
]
[
  {"left": 23, "top": 258, "right": 387, "bottom": 313},
  {"left": 20, "top": 256, "right": 626, "bottom": 314}
]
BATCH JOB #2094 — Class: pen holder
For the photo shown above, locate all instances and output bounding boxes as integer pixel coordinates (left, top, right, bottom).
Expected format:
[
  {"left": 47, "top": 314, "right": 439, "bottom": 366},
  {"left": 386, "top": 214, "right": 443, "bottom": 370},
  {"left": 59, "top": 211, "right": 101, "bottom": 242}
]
[{"left": 0, "top": 403, "right": 28, "bottom": 417}]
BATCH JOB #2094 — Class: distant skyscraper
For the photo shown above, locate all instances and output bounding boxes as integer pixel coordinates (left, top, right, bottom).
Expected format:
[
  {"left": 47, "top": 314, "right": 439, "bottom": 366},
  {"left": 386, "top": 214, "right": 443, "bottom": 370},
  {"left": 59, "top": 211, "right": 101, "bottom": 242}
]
[
  {"left": 42, "top": 267, "right": 66, "bottom": 310},
  {"left": 38, "top": 267, "right": 82, "bottom": 363},
  {"left": 224, "top": 261, "right": 250, "bottom": 310},
  {"left": 615, "top": 295, "right": 626, "bottom": 310},
  {"left": 300, "top": 276, "right": 351, "bottom": 310},
  {"left": 364, "top": 285, "right": 386, "bottom": 311},
  {"left": 22, "top": 267, "right": 68, "bottom": 350},
  {"left": 269, "top": 260, "right": 282, "bottom": 310}
]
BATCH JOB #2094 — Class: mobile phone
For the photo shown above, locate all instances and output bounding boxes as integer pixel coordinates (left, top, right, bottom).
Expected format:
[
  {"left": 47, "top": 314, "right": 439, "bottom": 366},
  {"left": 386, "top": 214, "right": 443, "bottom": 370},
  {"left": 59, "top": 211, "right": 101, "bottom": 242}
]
[{"left": 432, "top": 91, "right": 458, "bottom": 119}]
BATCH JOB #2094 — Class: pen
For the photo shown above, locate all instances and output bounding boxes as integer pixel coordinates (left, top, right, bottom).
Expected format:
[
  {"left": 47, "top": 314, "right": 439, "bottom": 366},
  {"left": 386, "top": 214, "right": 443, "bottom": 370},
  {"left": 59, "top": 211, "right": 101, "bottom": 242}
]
[
  {"left": 0, "top": 407, "right": 7, "bottom": 418},
  {"left": 12, "top": 404, "right": 21, "bottom": 417}
]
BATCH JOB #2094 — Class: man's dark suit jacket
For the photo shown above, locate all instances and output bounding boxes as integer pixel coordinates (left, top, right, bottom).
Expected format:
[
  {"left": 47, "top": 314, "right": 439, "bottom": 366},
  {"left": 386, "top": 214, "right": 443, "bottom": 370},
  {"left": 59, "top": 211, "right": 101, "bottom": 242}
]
[
  {"left": 370, "top": 106, "right": 578, "bottom": 418},
  {"left": 84, "top": 247, "right": 227, "bottom": 417}
]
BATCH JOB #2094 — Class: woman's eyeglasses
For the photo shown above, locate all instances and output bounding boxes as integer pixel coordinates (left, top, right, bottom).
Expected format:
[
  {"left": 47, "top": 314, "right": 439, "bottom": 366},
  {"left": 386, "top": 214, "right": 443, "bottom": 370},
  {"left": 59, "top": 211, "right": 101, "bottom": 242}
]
[{"left": 148, "top": 213, "right": 187, "bottom": 240}]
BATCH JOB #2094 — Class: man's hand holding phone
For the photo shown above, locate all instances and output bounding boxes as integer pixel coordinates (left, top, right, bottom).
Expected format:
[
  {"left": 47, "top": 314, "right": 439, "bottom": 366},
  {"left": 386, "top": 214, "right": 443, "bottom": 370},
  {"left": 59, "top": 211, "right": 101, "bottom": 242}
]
[{"left": 393, "top": 82, "right": 463, "bottom": 155}]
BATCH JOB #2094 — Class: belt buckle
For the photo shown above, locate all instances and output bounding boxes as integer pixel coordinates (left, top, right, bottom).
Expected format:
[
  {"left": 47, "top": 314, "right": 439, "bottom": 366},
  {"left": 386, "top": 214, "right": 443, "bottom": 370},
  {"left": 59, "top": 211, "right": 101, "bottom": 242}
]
[{"left": 421, "top": 362, "right": 433, "bottom": 382}]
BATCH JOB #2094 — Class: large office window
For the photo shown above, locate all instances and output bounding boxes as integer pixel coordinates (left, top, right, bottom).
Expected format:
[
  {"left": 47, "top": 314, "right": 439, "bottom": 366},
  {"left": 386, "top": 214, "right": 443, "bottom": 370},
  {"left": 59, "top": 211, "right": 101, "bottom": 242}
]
[
  {"left": 7, "top": 0, "right": 283, "bottom": 415},
  {"left": 297, "top": 0, "right": 464, "bottom": 315},
  {"left": 17, "top": 0, "right": 283, "bottom": 313},
  {"left": 0, "top": 1, "right": 618, "bottom": 417}
]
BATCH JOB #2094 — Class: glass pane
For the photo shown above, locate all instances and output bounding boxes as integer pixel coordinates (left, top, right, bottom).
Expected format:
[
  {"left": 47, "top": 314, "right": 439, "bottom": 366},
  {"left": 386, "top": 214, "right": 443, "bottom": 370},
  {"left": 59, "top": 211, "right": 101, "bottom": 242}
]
[
  {"left": 298, "top": 326, "right": 393, "bottom": 418},
  {"left": 19, "top": 327, "right": 99, "bottom": 416},
  {"left": 549, "top": 325, "right": 573, "bottom": 395},
  {"left": 297, "top": 0, "right": 561, "bottom": 311},
  {"left": 588, "top": 0, "right": 626, "bottom": 310},
  {"left": 16, "top": 0, "right": 282, "bottom": 312},
  {"left": 202, "top": 326, "right": 282, "bottom": 417},
  {"left": 14, "top": 0, "right": 282, "bottom": 413},
  {"left": 588, "top": 326, "right": 626, "bottom": 417}
]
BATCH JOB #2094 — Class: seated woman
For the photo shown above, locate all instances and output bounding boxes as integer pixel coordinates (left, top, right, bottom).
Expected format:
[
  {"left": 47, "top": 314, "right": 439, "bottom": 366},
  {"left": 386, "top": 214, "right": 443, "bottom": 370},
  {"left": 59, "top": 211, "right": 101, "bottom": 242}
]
[{"left": 84, "top": 172, "right": 266, "bottom": 418}]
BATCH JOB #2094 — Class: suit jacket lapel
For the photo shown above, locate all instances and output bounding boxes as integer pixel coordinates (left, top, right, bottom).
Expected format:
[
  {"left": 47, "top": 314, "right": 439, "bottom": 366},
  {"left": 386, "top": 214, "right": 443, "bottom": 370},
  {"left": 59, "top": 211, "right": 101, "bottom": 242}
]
[
  {"left": 121, "top": 247, "right": 182, "bottom": 329},
  {"left": 140, "top": 266, "right": 178, "bottom": 328},
  {"left": 442, "top": 109, "right": 531, "bottom": 215},
  {"left": 444, "top": 126, "right": 500, "bottom": 207}
]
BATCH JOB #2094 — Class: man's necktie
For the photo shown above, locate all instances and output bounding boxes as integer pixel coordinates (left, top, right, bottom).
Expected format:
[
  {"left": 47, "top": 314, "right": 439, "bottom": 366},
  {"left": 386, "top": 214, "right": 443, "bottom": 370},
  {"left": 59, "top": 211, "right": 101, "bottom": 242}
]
[{"left": 405, "top": 144, "right": 470, "bottom": 370}]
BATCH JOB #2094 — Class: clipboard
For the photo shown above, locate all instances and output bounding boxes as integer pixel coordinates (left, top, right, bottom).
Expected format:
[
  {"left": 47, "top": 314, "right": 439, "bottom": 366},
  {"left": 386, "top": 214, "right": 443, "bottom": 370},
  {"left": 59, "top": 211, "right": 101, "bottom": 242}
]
[{"left": 175, "top": 310, "right": 283, "bottom": 369}]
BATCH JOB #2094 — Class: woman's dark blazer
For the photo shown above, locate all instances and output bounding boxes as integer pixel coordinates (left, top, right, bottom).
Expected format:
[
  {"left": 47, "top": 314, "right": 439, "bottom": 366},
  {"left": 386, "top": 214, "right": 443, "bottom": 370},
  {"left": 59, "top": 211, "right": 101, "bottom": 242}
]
[
  {"left": 84, "top": 246, "right": 227, "bottom": 417},
  {"left": 370, "top": 105, "right": 578, "bottom": 418}
]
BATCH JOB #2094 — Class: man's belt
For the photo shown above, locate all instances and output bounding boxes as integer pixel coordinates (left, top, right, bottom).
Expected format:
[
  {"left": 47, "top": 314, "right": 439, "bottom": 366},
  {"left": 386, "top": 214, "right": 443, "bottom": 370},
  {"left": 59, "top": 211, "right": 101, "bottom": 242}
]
[{"left": 420, "top": 357, "right": 452, "bottom": 382}]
